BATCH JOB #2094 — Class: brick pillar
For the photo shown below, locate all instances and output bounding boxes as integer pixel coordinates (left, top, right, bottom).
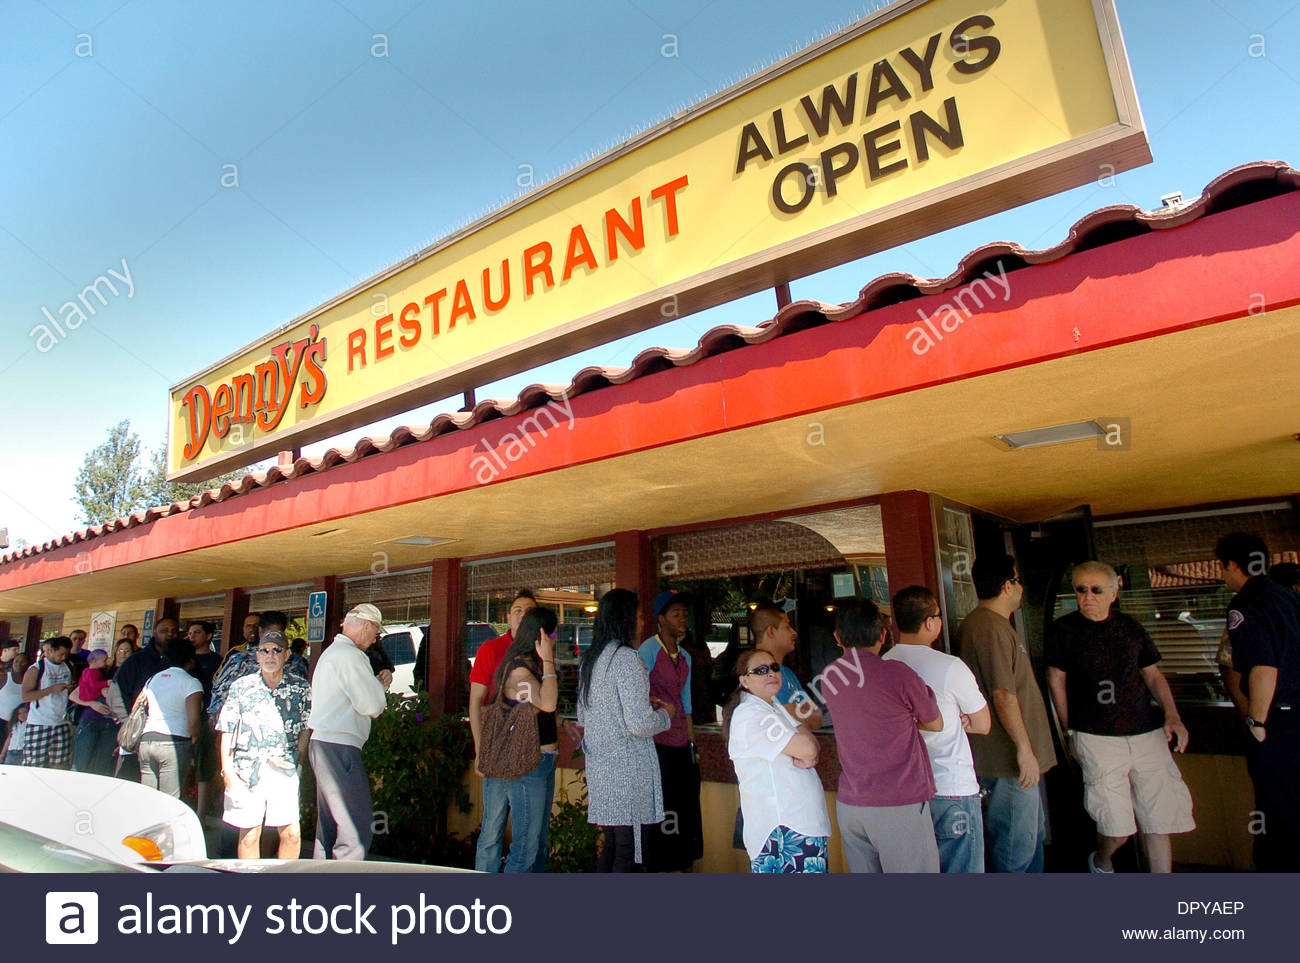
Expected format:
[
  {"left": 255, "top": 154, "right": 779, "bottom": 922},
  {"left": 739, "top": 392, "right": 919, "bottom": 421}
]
[
  {"left": 879, "top": 490, "right": 941, "bottom": 640},
  {"left": 614, "top": 531, "right": 657, "bottom": 643},
  {"left": 154, "top": 598, "right": 179, "bottom": 639},
  {"left": 220, "top": 589, "right": 249, "bottom": 655},
  {"left": 426, "top": 558, "right": 463, "bottom": 715},
  {"left": 23, "top": 617, "right": 42, "bottom": 661}
]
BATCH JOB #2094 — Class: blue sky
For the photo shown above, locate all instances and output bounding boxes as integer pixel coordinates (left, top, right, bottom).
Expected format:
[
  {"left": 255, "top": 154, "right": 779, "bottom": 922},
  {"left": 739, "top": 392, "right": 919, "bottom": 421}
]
[{"left": 1, "top": 0, "right": 1297, "bottom": 548}]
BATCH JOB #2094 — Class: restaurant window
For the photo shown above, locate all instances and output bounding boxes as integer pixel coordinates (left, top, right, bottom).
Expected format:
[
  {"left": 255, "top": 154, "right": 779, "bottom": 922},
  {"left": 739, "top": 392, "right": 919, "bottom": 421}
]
[
  {"left": 177, "top": 593, "right": 225, "bottom": 648},
  {"left": 462, "top": 543, "right": 616, "bottom": 714},
  {"left": 177, "top": 594, "right": 223, "bottom": 620},
  {"left": 246, "top": 582, "right": 313, "bottom": 641},
  {"left": 342, "top": 567, "right": 433, "bottom": 692},
  {"left": 342, "top": 568, "right": 432, "bottom": 625},
  {"left": 653, "top": 505, "right": 885, "bottom": 729},
  {"left": 1053, "top": 503, "right": 1299, "bottom": 705},
  {"left": 938, "top": 506, "right": 978, "bottom": 617},
  {"left": 39, "top": 614, "right": 63, "bottom": 639}
]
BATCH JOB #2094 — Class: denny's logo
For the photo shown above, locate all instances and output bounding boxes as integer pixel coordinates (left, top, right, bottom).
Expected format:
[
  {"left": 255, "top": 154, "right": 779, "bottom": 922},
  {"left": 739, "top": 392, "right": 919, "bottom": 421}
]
[{"left": 180, "top": 326, "right": 327, "bottom": 459}]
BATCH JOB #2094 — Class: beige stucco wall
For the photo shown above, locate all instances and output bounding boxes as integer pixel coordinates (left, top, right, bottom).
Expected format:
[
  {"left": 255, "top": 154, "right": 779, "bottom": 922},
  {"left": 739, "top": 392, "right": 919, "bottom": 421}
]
[{"left": 452, "top": 756, "right": 1252, "bottom": 872}]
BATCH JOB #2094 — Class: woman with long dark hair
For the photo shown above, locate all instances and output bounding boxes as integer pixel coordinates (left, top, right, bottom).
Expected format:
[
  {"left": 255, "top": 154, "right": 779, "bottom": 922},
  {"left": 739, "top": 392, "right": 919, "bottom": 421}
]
[
  {"left": 474, "top": 606, "right": 559, "bottom": 873},
  {"left": 576, "top": 589, "right": 672, "bottom": 871}
]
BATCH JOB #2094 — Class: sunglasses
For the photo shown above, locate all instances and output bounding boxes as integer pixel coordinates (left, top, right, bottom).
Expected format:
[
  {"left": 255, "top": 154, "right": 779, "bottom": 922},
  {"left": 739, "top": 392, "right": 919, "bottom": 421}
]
[
  {"left": 1073, "top": 585, "right": 1108, "bottom": 595},
  {"left": 257, "top": 646, "right": 288, "bottom": 655},
  {"left": 744, "top": 663, "right": 781, "bottom": 678}
]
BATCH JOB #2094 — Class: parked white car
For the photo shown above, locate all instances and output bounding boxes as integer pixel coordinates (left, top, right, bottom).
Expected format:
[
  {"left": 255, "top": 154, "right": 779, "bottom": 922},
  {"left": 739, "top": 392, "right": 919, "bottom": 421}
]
[
  {"left": 0, "top": 766, "right": 206, "bottom": 866},
  {"left": 379, "top": 623, "right": 423, "bottom": 696},
  {"left": 0, "top": 767, "right": 476, "bottom": 873}
]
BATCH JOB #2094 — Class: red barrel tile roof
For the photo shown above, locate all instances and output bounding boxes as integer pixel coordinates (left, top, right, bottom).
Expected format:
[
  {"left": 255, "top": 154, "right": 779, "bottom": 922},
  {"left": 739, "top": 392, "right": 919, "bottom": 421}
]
[{"left": 5, "top": 160, "right": 1297, "bottom": 564}]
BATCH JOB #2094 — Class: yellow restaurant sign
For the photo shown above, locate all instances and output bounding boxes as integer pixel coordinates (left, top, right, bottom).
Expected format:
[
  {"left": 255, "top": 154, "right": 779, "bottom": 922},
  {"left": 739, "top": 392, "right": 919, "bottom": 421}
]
[{"left": 169, "top": 0, "right": 1148, "bottom": 480}]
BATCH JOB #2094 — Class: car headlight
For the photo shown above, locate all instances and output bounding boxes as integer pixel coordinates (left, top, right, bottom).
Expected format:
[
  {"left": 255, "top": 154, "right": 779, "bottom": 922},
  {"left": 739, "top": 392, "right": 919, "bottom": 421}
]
[{"left": 121, "top": 820, "right": 199, "bottom": 863}]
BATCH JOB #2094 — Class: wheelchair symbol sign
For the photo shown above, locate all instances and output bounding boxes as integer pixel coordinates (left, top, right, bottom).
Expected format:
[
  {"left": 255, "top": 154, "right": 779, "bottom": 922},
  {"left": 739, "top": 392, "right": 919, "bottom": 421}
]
[{"left": 307, "top": 591, "right": 328, "bottom": 643}]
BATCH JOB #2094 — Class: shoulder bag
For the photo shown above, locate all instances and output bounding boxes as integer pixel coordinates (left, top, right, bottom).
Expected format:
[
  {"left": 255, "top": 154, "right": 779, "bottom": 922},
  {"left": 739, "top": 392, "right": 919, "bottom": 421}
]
[
  {"left": 477, "top": 661, "right": 540, "bottom": 779},
  {"left": 116, "top": 682, "right": 151, "bottom": 753}
]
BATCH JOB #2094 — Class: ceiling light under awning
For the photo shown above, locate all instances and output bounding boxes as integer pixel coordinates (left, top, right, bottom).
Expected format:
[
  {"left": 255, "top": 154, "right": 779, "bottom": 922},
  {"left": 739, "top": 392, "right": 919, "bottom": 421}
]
[{"left": 995, "top": 420, "right": 1106, "bottom": 449}]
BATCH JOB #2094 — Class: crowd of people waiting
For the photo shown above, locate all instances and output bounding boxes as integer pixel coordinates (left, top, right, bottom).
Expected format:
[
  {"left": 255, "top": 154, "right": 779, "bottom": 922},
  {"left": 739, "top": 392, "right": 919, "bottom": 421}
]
[
  {"left": 4, "top": 529, "right": 1296, "bottom": 874},
  {"left": 0, "top": 605, "right": 397, "bottom": 863},
  {"left": 468, "top": 532, "right": 1299, "bottom": 874}
]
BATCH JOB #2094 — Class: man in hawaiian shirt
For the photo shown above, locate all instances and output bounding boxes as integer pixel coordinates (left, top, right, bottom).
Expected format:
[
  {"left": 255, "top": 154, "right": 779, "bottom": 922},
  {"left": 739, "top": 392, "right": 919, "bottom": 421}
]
[
  {"left": 216, "top": 629, "right": 312, "bottom": 859},
  {"left": 208, "top": 611, "right": 309, "bottom": 727}
]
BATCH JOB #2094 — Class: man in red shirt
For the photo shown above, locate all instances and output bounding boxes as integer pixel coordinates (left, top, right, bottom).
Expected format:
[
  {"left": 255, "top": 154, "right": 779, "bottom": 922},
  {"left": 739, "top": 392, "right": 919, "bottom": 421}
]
[
  {"left": 469, "top": 589, "right": 537, "bottom": 766},
  {"left": 469, "top": 589, "right": 538, "bottom": 872}
]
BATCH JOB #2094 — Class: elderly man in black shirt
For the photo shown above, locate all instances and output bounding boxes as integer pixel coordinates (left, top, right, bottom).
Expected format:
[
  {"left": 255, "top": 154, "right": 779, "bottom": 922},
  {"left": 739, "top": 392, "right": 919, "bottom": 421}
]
[
  {"left": 1218, "top": 533, "right": 1300, "bottom": 871},
  {"left": 1046, "top": 561, "right": 1194, "bottom": 873}
]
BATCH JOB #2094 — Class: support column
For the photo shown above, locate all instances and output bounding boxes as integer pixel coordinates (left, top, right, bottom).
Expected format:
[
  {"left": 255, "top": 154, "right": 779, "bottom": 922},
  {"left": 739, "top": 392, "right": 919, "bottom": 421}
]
[
  {"left": 220, "top": 589, "right": 249, "bottom": 656},
  {"left": 0, "top": 621, "right": 8, "bottom": 645},
  {"left": 426, "top": 558, "right": 463, "bottom": 715},
  {"left": 614, "top": 531, "right": 657, "bottom": 643},
  {"left": 879, "top": 489, "right": 941, "bottom": 607},
  {"left": 153, "top": 598, "right": 179, "bottom": 640},
  {"left": 310, "top": 575, "right": 344, "bottom": 677},
  {"left": 23, "top": 617, "right": 42, "bottom": 661}
]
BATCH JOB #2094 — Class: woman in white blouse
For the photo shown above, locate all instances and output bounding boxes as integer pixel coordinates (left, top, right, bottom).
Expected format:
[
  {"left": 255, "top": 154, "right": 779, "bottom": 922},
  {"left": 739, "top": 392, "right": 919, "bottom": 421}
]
[
  {"left": 138, "top": 638, "right": 203, "bottom": 799},
  {"left": 726, "top": 648, "right": 831, "bottom": 873}
]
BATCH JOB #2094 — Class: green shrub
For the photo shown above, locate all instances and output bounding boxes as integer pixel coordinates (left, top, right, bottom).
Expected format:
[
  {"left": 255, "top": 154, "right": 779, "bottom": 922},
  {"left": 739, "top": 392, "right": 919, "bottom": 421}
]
[
  {"left": 362, "top": 693, "right": 476, "bottom": 866},
  {"left": 545, "top": 769, "right": 603, "bottom": 872}
]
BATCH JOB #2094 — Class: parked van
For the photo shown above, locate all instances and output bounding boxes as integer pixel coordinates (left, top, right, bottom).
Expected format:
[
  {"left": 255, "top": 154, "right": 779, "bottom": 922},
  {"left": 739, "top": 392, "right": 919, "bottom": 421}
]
[{"left": 379, "top": 624, "right": 423, "bottom": 697}]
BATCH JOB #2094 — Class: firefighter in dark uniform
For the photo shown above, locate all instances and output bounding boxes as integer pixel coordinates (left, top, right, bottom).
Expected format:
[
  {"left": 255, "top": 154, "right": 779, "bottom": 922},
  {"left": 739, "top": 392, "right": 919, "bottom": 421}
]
[{"left": 1217, "top": 533, "right": 1300, "bottom": 870}]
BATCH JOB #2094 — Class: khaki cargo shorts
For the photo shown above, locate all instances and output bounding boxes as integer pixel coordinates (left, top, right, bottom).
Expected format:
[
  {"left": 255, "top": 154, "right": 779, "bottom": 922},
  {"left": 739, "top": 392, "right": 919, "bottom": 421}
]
[{"left": 1073, "top": 728, "right": 1195, "bottom": 837}]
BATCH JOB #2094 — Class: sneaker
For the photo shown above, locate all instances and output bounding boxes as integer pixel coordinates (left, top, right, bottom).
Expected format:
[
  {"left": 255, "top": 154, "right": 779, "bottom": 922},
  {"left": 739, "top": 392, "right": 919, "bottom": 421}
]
[{"left": 1088, "top": 851, "right": 1114, "bottom": 874}]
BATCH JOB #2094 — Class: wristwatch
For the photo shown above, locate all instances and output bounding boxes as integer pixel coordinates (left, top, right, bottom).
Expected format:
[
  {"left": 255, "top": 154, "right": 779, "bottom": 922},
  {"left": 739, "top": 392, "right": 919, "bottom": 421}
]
[{"left": 1245, "top": 716, "right": 1265, "bottom": 729}]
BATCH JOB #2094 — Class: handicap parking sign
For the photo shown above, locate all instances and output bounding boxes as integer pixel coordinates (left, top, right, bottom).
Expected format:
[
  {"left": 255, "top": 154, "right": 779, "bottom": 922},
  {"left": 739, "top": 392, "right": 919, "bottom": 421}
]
[{"left": 307, "top": 591, "right": 327, "bottom": 643}]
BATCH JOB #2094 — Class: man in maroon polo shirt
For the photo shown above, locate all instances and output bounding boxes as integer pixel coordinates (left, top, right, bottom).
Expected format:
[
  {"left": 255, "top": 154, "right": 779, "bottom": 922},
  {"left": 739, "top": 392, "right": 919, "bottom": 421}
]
[
  {"left": 820, "top": 598, "right": 943, "bottom": 872},
  {"left": 468, "top": 589, "right": 538, "bottom": 769}
]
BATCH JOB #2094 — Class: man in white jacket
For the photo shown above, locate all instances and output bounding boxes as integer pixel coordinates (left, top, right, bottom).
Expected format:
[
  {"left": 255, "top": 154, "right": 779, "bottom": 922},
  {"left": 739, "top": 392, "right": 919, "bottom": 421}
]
[{"left": 308, "top": 603, "right": 391, "bottom": 860}]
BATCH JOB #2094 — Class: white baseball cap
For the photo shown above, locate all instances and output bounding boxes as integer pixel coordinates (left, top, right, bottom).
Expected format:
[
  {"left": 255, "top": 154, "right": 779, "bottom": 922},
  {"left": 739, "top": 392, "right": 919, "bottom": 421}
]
[{"left": 345, "top": 603, "right": 384, "bottom": 626}]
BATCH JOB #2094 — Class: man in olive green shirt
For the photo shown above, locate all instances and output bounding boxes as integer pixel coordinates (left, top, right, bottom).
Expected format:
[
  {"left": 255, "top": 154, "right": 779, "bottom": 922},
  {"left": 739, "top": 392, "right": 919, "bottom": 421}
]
[{"left": 957, "top": 553, "right": 1057, "bottom": 872}]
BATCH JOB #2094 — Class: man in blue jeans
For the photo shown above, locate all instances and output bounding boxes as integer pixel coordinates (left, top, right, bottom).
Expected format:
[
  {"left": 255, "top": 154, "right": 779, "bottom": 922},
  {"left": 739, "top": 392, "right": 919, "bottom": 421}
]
[
  {"left": 886, "top": 586, "right": 991, "bottom": 872},
  {"left": 469, "top": 590, "right": 545, "bottom": 872},
  {"left": 958, "top": 554, "right": 1058, "bottom": 872}
]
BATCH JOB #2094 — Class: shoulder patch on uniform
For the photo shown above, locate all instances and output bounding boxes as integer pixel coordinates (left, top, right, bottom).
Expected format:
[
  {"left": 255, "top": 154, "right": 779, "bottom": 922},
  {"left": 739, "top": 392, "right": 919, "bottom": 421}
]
[{"left": 1227, "top": 609, "right": 1245, "bottom": 631}]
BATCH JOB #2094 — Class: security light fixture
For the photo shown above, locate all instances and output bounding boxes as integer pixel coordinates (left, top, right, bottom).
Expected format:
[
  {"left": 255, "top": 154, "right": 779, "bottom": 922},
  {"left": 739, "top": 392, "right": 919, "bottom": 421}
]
[{"left": 994, "top": 420, "right": 1105, "bottom": 449}]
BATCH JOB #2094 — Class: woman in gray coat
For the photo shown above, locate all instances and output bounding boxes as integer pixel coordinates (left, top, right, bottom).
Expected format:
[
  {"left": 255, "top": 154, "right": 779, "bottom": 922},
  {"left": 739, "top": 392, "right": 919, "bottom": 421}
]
[{"left": 577, "top": 589, "right": 673, "bottom": 871}]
